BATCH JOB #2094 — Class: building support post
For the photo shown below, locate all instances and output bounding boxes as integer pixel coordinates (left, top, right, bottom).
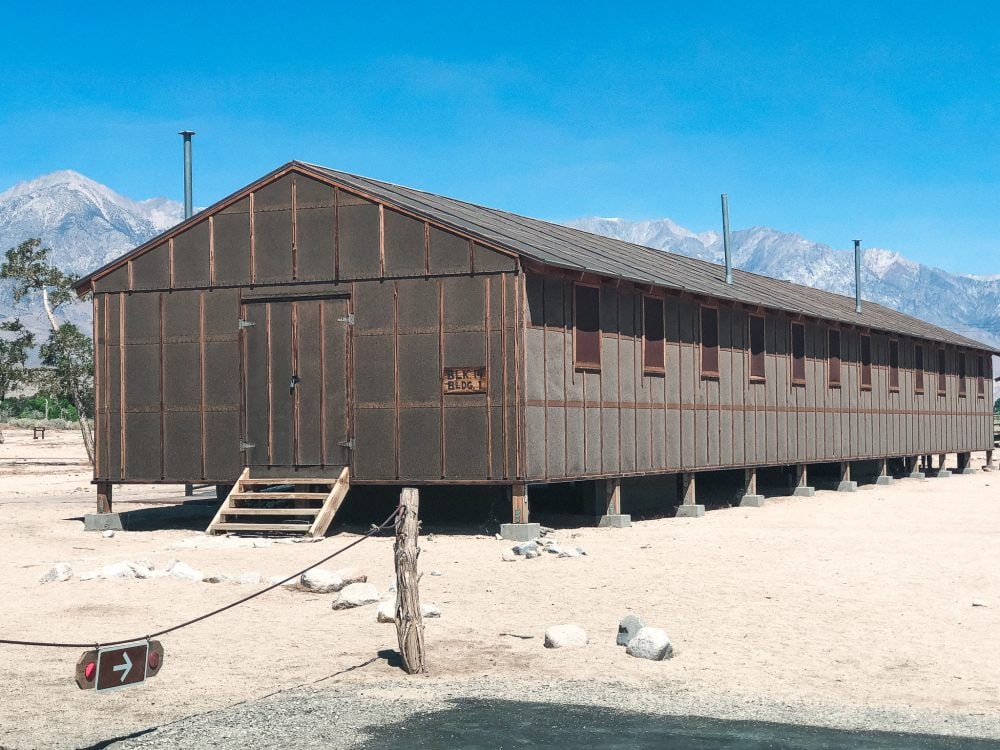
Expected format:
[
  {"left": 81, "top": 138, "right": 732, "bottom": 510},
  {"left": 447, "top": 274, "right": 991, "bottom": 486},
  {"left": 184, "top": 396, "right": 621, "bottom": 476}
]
[
  {"left": 739, "top": 467, "right": 765, "bottom": 507},
  {"left": 936, "top": 453, "right": 952, "bottom": 478},
  {"left": 597, "top": 478, "right": 631, "bottom": 528},
  {"left": 83, "top": 482, "right": 122, "bottom": 531},
  {"left": 837, "top": 461, "right": 857, "bottom": 492},
  {"left": 907, "top": 456, "right": 925, "bottom": 480},
  {"left": 675, "top": 472, "right": 705, "bottom": 517},
  {"left": 500, "top": 482, "right": 540, "bottom": 541},
  {"left": 985, "top": 450, "right": 994, "bottom": 472},
  {"left": 875, "top": 457, "right": 894, "bottom": 485},
  {"left": 793, "top": 464, "right": 815, "bottom": 497},
  {"left": 957, "top": 451, "right": 976, "bottom": 474}
]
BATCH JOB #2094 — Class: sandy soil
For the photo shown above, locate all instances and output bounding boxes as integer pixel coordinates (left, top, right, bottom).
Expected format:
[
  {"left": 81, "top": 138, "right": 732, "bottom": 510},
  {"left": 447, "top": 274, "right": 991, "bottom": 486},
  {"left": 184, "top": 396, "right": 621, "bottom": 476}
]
[{"left": 0, "top": 428, "right": 998, "bottom": 748}]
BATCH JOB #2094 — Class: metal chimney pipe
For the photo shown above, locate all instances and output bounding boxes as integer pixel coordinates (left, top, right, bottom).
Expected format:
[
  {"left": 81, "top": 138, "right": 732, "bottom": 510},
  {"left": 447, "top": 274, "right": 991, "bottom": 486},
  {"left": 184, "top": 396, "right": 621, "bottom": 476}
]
[
  {"left": 721, "top": 193, "right": 733, "bottom": 284},
  {"left": 179, "top": 130, "right": 195, "bottom": 219},
  {"left": 854, "top": 239, "right": 862, "bottom": 313}
]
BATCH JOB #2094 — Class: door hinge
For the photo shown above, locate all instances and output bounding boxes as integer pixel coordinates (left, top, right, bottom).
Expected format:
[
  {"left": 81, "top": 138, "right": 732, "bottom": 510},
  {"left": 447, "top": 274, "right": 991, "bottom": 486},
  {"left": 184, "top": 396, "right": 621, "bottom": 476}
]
[
  {"left": 337, "top": 438, "right": 356, "bottom": 451},
  {"left": 240, "top": 440, "right": 256, "bottom": 451},
  {"left": 337, "top": 314, "right": 355, "bottom": 326},
  {"left": 238, "top": 318, "right": 256, "bottom": 330}
]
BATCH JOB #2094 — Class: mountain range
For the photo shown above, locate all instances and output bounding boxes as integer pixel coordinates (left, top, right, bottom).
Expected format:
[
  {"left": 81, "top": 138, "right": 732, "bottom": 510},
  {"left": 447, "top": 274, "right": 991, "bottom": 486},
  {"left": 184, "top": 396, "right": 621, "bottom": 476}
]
[{"left": 0, "top": 171, "right": 997, "bottom": 356}]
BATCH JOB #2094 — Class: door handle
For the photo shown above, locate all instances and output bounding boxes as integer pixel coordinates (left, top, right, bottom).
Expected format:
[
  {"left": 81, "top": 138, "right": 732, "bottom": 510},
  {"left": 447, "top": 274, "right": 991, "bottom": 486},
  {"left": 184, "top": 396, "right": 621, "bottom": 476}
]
[{"left": 289, "top": 375, "right": 300, "bottom": 393}]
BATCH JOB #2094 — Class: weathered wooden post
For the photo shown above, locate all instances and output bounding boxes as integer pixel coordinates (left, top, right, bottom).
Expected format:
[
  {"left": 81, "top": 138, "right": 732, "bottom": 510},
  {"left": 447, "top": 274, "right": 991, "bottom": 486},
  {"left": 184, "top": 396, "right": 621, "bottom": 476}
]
[{"left": 394, "top": 487, "right": 425, "bottom": 674}]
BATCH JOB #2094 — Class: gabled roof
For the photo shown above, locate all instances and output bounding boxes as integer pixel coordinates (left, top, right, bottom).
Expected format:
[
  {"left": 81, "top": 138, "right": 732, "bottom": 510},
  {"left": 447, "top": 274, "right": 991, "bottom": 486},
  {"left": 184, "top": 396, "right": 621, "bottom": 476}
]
[{"left": 76, "top": 161, "right": 998, "bottom": 353}]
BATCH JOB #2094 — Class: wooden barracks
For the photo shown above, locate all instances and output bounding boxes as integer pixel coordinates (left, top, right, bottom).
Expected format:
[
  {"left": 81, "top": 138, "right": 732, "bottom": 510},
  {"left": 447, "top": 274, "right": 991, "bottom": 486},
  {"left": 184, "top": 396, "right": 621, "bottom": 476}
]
[{"left": 74, "top": 162, "right": 998, "bottom": 538}]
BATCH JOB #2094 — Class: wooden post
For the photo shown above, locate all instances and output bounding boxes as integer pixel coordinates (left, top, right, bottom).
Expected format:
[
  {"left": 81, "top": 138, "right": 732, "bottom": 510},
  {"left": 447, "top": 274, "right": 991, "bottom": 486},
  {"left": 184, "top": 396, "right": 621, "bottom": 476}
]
[
  {"left": 96, "top": 482, "right": 113, "bottom": 514},
  {"left": 394, "top": 487, "right": 424, "bottom": 674},
  {"left": 184, "top": 483, "right": 194, "bottom": 497},
  {"left": 605, "top": 478, "right": 621, "bottom": 515},
  {"left": 682, "top": 473, "right": 696, "bottom": 504},
  {"left": 744, "top": 468, "right": 757, "bottom": 496},
  {"left": 986, "top": 450, "right": 994, "bottom": 471},
  {"left": 511, "top": 482, "right": 529, "bottom": 524}
]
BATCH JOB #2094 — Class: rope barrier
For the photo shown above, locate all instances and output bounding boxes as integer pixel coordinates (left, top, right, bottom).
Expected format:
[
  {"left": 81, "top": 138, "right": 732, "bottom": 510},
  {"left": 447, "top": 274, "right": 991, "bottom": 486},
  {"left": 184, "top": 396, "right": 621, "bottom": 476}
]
[{"left": 0, "top": 508, "right": 400, "bottom": 650}]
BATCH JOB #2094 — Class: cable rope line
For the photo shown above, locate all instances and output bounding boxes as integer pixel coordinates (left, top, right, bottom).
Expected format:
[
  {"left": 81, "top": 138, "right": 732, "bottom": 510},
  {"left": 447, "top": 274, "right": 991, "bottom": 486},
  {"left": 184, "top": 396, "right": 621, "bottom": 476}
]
[{"left": 0, "top": 508, "right": 400, "bottom": 650}]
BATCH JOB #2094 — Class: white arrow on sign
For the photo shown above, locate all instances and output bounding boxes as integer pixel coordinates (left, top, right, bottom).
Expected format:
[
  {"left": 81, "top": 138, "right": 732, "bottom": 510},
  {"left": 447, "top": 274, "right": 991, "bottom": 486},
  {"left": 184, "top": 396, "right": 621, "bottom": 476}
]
[{"left": 113, "top": 651, "right": 133, "bottom": 683}]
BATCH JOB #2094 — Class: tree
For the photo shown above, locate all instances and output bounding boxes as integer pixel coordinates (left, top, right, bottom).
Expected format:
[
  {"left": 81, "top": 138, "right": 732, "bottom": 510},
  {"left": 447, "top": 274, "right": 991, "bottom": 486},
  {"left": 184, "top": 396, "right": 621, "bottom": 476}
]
[
  {"left": 0, "top": 319, "right": 34, "bottom": 401},
  {"left": 0, "top": 238, "right": 94, "bottom": 464},
  {"left": 39, "top": 324, "right": 93, "bottom": 415}
]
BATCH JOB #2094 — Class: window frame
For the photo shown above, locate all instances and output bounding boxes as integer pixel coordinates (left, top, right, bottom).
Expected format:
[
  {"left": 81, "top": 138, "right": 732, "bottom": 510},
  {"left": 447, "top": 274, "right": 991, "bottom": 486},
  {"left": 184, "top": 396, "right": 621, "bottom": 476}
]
[
  {"left": 827, "top": 326, "right": 841, "bottom": 388},
  {"left": 641, "top": 294, "right": 665, "bottom": 376},
  {"left": 790, "top": 321, "right": 806, "bottom": 387},
  {"left": 572, "top": 281, "right": 602, "bottom": 372},
  {"left": 748, "top": 313, "right": 766, "bottom": 383},
  {"left": 914, "top": 343, "right": 925, "bottom": 394},
  {"left": 958, "top": 350, "right": 967, "bottom": 397},
  {"left": 860, "top": 333, "right": 873, "bottom": 391},
  {"left": 937, "top": 347, "right": 947, "bottom": 396},
  {"left": 888, "top": 338, "right": 900, "bottom": 392},
  {"left": 977, "top": 354, "right": 986, "bottom": 398},
  {"left": 699, "top": 304, "right": 720, "bottom": 380}
]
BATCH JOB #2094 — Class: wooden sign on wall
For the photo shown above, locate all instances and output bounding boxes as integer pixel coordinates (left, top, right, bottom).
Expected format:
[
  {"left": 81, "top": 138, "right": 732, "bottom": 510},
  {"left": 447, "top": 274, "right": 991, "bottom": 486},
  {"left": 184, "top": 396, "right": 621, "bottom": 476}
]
[{"left": 443, "top": 367, "right": 488, "bottom": 394}]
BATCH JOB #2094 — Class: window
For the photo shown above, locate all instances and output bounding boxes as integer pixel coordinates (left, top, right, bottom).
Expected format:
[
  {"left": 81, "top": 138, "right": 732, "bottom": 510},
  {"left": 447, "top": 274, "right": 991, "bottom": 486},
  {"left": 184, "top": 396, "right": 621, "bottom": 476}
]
[
  {"left": 958, "top": 351, "right": 967, "bottom": 396},
  {"left": 574, "top": 284, "right": 601, "bottom": 370},
  {"left": 888, "top": 339, "right": 899, "bottom": 391},
  {"left": 828, "top": 328, "right": 841, "bottom": 387},
  {"left": 749, "top": 314, "right": 765, "bottom": 381},
  {"left": 790, "top": 322, "right": 806, "bottom": 385},
  {"left": 860, "top": 334, "right": 872, "bottom": 390},
  {"left": 914, "top": 344, "right": 925, "bottom": 393},
  {"left": 642, "top": 296, "right": 665, "bottom": 374},
  {"left": 700, "top": 305, "right": 719, "bottom": 378},
  {"left": 937, "top": 348, "right": 946, "bottom": 395},
  {"left": 978, "top": 355, "right": 986, "bottom": 398}
]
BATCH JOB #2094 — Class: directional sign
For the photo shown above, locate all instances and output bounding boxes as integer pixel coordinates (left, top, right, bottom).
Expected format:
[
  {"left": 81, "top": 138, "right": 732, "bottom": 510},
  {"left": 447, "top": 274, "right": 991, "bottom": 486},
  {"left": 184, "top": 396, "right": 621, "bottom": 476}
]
[{"left": 76, "top": 640, "right": 164, "bottom": 692}]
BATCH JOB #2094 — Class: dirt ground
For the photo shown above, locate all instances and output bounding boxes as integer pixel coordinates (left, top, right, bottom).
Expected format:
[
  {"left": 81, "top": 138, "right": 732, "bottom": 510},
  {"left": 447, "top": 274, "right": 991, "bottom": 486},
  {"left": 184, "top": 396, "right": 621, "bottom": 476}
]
[{"left": 0, "top": 428, "right": 998, "bottom": 748}]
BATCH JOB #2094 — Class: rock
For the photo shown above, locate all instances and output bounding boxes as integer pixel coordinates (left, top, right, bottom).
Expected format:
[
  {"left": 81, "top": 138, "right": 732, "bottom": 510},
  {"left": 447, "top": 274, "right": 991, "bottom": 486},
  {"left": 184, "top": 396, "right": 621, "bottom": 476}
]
[
  {"left": 79, "top": 570, "right": 98, "bottom": 581},
  {"left": 39, "top": 563, "right": 73, "bottom": 583},
  {"left": 267, "top": 575, "right": 293, "bottom": 586},
  {"left": 430, "top": 570, "right": 443, "bottom": 577},
  {"left": 501, "top": 550, "right": 517, "bottom": 562},
  {"left": 617, "top": 614, "right": 645, "bottom": 646},
  {"left": 128, "top": 562, "right": 154, "bottom": 579},
  {"left": 972, "top": 600, "right": 988, "bottom": 607},
  {"left": 421, "top": 603, "right": 442, "bottom": 618},
  {"left": 558, "top": 547, "right": 583, "bottom": 558},
  {"left": 332, "top": 582, "right": 380, "bottom": 610},
  {"left": 545, "top": 545, "right": 563, "bottom": 555},
  {"left": 168, "top": 562, "right": 204, "bottom": 582},
  {"left": 135, "top": 559, "right": 155, "bottom": 571},
  {"left": 524, "top": 548, "right": 540, "bottom": 559},
  {"left": 99, "top": 562, "right": 137, "bottom": 579},
  {"left": 494, "top": 533, "right": 503, "bottom": 541},
  {"left": 544, "top": 624, "right": 588, "bottom": 649},
  {"left": 235, "top": 573, "right": 263, "bottom": 585},
  {"left": 300, "top": 568, "right": 343, "bottom": 593},
  {"left": 102, "top": 530, "right": 115, "bottom": 539},
  {"left": 333, "top": 567, "right": 367, "bottom": 587},
  {"left": 512, "top": 541, "right": 539, "bottom": 556},
  {"left": 626, "top": 627, "right": 673, "bottom": 661},
  {"left": 376, "top": 600, "right": 396, "bottom": 623},
  {"left": 203, "top": 574, "right": 231, "bottom": 584}
]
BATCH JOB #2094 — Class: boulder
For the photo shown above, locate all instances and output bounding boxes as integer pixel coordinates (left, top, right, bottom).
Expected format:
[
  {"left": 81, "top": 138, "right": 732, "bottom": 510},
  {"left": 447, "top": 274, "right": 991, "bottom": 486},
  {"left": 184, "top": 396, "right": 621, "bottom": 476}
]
[
  {"left": 376, "top": 600, "right": 396, "bottom": 623},
  {"left": 558, "top": 547, "right": 585, "bottom": 558},
  {"left": 421, "top": 603, "right": 442, "bottom": 618},
  {"left": 203, "top": 574, "right": 231, "bottom": 584},
  {"left": 545, "top": 545, "right": 563, "bottom": 555},
  {"left": 626, "top": 627, "right": 673, "bottom": 661},
  {"left": 99, "top": 562, "right": 137, "bottom": 579},
  {"left": 332, "top": 582, "right": 380, "bottom": 610},
  {"left": 512, "top": 541, "right": 539, "bottom": 556},
  {"left": 167, "top": 562, "right": 204, "bottom": 582},
  {"left": 39, "top": 563, "right": 73, "bottom": 583},
  {"left": 333, "top": 567, "right": 367, "bottom": 587},
  {"left": 544, "top": 624, "right": 588, "bottom": 649},
  {"left": 128, "top": 562, "right": 154, "bottom": 579},
  {"left": 300, "top": 568, "right": 343, "bottom": 593},
  {"left": 617, "top": 614, "right": 645, "bottom": 646},
  {"left": 102, "top": 529, "right": 115, "bottom": 539},
  {"left": 501, "top": 550, "right": 517, "bottom": 562}
]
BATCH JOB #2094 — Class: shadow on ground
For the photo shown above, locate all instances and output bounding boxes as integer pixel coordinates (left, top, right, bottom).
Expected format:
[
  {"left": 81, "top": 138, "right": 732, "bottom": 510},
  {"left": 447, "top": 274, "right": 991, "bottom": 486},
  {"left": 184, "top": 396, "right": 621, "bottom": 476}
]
[{"left": 357, "top": 699, "right": 1000, "bottom": 750}]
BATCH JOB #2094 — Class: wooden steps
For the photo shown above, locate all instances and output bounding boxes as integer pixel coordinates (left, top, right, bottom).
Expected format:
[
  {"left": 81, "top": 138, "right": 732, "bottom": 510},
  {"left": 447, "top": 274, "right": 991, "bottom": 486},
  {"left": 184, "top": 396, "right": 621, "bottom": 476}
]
[{"left": 205, "top": 466, "right": 351, "bottom": 537}]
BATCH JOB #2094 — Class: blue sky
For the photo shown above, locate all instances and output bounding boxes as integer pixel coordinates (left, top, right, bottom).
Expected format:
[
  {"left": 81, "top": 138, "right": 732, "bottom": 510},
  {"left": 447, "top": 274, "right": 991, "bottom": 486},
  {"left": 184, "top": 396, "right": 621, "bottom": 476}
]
[{"left": 2, "top": 2, "right": 998, "bottom": 273}]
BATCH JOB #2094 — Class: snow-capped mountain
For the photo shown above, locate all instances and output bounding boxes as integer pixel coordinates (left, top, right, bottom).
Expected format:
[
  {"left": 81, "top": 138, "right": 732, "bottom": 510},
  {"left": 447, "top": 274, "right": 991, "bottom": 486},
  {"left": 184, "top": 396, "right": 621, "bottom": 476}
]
[
  {"left": 568, "top": 218, "right": 1000, "bottom": 351},
  {"left": 0, "top": 171, "right": 183, "bottom": 347}
]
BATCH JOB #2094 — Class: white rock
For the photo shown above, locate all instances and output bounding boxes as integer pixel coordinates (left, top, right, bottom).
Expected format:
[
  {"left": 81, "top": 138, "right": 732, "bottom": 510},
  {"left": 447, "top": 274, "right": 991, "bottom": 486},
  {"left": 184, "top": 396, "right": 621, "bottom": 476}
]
[
  {"left": 376, "top": 600, "right": 396, "bottom": 623},
  {"left": 430, "top": 570, "right": 443, "bottom": 577},
  {"left": 235, "top": 572, "right": 263, "bottom": 585},
  {"left": 144, "top": 569, "right": 170, "bottom": 579},
  {"left": 39, "top": 563, "right": 73, "bottom": 583},
  {"left": 135, "top": 559, "right": 155, "bottom": 571},
  {"left": 332, "top": 582, "right": 380, "bottom": 610},
  {"left": 545, "top": 545, "right": 563, "bottom": 555},
  {"left": 203, "top": 574, "right": 231, "bottom": 584},
  {"left": 300, "top": 568, "right": 343, "bottom": 593},
  {"left": 128, "top": 562, "right": 154, "bottom": 579},
  {"left": 559, "top": 547, "right": 584, "bottom": 558},
  {"left": 99, "top": 562, "right": 136, "bottom": 579},
  {"left": 102, "top": 530, "right": 115, "bottom": 538},
  {"left": 79, "top": 570, "right": 98, "bottom": 581},
  {"left": 168, "top": 562, "right": 204, "bottom": 582},
  {"left": 544, "top": 624, "right": 588, "bottom": 649},
  {"left": 626, "top": 627, "right": 673, "bottom": 661},
  {"left": 501, "top": 550, "right": 517, "bottom": 562},
  {"left": 421, "top": 603, "right": 442, "bottom": 618},
  {"left": 333, "top": 567, "right": 367, "bottom": 587},
  {"left": 972, "top": 599, "right": 988, "bottom": 607}
]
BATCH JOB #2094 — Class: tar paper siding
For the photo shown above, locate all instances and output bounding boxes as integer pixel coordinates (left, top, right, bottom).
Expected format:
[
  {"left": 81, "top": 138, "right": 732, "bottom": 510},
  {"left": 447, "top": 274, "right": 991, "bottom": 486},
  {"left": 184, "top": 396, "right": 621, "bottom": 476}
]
[
  {"left": 522, "top": 271, "right": 994, "bottom": 482},
  {"left": 91, "top": 169, "right": 520, "bottom": 485}
]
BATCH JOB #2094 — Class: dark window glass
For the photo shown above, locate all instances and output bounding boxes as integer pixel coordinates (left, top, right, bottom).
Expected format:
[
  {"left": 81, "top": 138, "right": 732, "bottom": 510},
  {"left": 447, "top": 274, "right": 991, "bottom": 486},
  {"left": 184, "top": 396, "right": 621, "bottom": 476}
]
[
  {"left": 574, "top": 284, "right": 601, "bottom": 370},
  {"left": 860, "top": 334, "right": 872, "bottom": 389},
  {"left": 937, "top": 348, "right": 946, "bottom": 395},
  {"left": 914, "top": 344, "right": 925, "bottom": 393},
  {"left": 791, "top": 322, "right": 806, "bottom": 385},
  {"left": 749, "top": 315, "right": 765, "bottom": 380},
  {"left": 700, "top": 306, "right": 719, "bottom": 377},
  {"left": 643, "top": 296, "right": 664, "bottom": 373},
  {"left": 958, "top": 351, "right": 967, "bottom": 396},
  {"left": 978, "top": 355, "right": 986, "bottom": 397},
  {"left": 828, "top": 328, "right": 841, "bottom": 386},
  {"left": 889, "top": 339, "right": 899, "bottom": 390}
]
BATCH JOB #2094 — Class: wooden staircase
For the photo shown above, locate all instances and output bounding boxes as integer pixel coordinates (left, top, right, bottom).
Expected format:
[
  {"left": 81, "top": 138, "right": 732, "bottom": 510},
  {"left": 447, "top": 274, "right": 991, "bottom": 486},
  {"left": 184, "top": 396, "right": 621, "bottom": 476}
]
[{"left": 206, "top": 466, "right": 351, "bottom": 537}]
